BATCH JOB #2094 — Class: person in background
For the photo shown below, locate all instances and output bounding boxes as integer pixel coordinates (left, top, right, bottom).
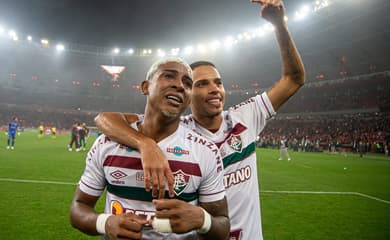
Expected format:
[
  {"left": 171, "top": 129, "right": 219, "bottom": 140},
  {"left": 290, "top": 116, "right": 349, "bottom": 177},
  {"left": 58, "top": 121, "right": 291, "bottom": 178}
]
[
  {"left": 68, "top": 122, "right": 80, "bottom": 152},
  {"left": 279, "top": 135, "right": 291, "bottom": 161},
  {"left": 78, "top": 123, "right": 89, "bottom": 150},
  {"left": 38, "top": 123, "right": 44, "bottom": 138},
  {"left": 6, "top": 117, "right": 19, "bottom": 150}
]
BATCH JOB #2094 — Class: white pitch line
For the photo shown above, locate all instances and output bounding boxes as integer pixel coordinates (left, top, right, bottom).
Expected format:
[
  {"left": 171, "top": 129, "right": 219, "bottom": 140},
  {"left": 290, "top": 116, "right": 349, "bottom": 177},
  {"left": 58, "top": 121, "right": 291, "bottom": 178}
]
[
  {"left": 0, "top": 178, "right": 76, "bottom": 186},
  {"left": 261, "top": 190, "right": 390, "bottom": 205}
]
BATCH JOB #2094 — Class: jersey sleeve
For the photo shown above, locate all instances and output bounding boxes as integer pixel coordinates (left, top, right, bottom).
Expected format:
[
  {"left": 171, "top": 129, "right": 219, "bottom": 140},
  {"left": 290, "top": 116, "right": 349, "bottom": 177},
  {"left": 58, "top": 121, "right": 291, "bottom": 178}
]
[
  {"left": 78, "top": 134, "right": 109, "bottom": 196},
  {"left": 198, "top": 145, "right": 225, "bottom": 203},
  {"left": 229, "top": 92, "right": 276, "bottom": 136}
]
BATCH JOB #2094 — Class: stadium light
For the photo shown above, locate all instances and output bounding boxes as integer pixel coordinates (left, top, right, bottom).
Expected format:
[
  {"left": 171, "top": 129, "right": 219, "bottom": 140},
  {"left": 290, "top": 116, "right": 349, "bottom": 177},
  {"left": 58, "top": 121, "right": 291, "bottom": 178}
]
[
  {"left": 0, "top": 0, "right": 334, "bottom": 56},
  {"left": 170, "top": 48, "right": 180, "bottom": 56},
  {"left": 41, "top": 38, "right": 49, "bottom": 45},
  {"left": 197, "top": 44, "right": 207, "bottom": 54},
  {"left": 223, "top": 36, "right": 235, "bottom": 48},
  {"left": 8, "top": 30, "right": 16, "bottom": 38},
  {"left": 183, "top": 46, "right": 193, "bottom": 55},
  {"left": 113, "top": 48, "right": 120, "bottom": 54},
  {"left": 157, "top": 48, "right": 166, "bottom": 57},
  {"left": 56, "top": 44, "right": 65, "bottom": 51},
  {"left": 209, "top": 40, "right": 221, "bottom": 51}
]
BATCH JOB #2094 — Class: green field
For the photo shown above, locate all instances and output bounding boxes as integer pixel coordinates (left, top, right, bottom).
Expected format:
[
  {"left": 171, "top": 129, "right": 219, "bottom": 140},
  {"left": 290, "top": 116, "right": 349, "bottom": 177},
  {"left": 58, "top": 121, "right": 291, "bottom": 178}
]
[{"left": 1, "top": 132, "right": 389, "bottom": 239}]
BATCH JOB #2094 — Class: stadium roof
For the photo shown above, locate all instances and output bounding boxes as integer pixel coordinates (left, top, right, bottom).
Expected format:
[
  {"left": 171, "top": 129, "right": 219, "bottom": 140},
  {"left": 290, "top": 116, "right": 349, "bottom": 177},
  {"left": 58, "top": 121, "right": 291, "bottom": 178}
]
[
  {"left": 0, "top": 0, "right": 389, "bottom": 87},
  {"left": 0, "top": 0, "right": 310, "bottom": 47}
]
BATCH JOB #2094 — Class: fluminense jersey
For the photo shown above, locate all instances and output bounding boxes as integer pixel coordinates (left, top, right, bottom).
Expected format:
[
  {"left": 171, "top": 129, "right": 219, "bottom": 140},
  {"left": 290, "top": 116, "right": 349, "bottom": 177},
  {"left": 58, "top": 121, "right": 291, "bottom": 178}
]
[
  {"left": 79, "top": 124, "right": 225, "bottom": 240},
  {"left": 181, "top": 92, "right": 276, "bottom": 240}
]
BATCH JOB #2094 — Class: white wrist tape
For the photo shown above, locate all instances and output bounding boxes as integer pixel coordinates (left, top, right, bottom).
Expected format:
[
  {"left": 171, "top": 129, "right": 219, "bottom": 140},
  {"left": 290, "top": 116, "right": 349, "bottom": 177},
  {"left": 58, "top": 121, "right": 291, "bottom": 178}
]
[
  {"left": 96, "top": 213, "right": 111, "bottom": 234},
  {"left": 152, "top": 218, "right": 172, "bottom": 233},
  {"left": 197, "top": 208, "right": 212, "bottom": 234}
]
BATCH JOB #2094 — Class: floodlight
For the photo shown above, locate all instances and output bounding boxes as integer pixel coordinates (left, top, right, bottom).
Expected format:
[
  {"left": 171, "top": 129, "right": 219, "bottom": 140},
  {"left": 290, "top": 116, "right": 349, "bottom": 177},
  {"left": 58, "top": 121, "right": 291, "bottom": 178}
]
[
  {"left": 224, "top": 36, "right": 234, "bottom": 47},
  {"left": 157, "top": 49, "right": 166, "bottom": 57},
  {"left": 41, "top": 38, "right": 49, "bottom": 45},
  {"left": 197, "top": 44, "right": 207, "bottom": 54},
  {"left": 209, "top": 40, "right": 221, "bottom": 51},
  {"left": 184, "top": 46, "right": 193, "bottom": 55},
  {"left": 8, "top": 30, "right": 16, "bottom": 38},
  {"left": 128, "top": 48, "right": 134, "bottom": 54},
  {"left": 56, "top": 44, "right": 65, "bottom": 51},
  {"left": 170, "top": 48, "right": 180, "bottom": 56},
  {"left": 113, "top": 48, "right": 120, "bottom": 54},
  {"left": 27, "top": 35, "right": 32, "bottom": 41}
]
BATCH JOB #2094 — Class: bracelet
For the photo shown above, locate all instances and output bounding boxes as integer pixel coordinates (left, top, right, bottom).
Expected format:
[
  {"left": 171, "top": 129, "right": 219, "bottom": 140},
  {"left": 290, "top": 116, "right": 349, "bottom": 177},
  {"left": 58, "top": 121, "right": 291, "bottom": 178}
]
[
  {"left": 197, "top": 208, "right": 212, "bottom": 234},
  {"left": 96, "top": 213, "right": 112, "bottom": 234}
]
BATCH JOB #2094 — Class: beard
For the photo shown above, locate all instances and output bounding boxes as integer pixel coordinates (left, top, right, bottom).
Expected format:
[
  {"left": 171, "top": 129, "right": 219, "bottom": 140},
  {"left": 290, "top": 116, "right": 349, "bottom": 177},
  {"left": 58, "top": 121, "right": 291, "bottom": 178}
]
[{"left": 161, "top": 109, "right": 180, "bottom": 118}]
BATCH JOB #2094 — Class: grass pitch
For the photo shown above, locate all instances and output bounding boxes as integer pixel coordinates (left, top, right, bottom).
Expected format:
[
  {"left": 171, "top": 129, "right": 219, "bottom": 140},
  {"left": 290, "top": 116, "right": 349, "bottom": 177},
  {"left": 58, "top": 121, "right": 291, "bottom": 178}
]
[{"left": 0, "top": 132, "right": 389, "bottom": 239}]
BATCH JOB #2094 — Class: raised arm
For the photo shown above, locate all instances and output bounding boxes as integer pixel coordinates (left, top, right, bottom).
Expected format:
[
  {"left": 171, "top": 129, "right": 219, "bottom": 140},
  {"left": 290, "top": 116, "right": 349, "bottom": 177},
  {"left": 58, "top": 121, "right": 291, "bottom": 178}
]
[
  {"left": 94, "top": 112, "right": 174, "bottom": 198},
  {"left": 252, "top": 0, "right": 305, "bottom": 111}
]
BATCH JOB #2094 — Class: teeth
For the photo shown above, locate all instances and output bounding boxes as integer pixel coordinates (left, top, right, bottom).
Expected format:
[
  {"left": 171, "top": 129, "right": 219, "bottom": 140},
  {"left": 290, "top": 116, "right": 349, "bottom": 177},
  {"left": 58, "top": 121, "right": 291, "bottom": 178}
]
[
  {"left": 208, "top": 99, "right": 220, "bottom": 103},
  {"left": 167, "top": 95, "right": 182, "bottom": 102}
]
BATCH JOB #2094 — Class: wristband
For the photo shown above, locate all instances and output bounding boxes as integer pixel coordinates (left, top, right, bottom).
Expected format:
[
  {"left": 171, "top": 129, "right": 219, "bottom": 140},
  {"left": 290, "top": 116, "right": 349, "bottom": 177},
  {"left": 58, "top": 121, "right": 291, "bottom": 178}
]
[
  {"left": 96, "top": 213, "right": 112, "bottom": 234},
  {"left": 152, "top": 218, "right": 173, "bottom": 233},
  {"left": 197, "top": 208, "right": 212, "bottom": 234}
]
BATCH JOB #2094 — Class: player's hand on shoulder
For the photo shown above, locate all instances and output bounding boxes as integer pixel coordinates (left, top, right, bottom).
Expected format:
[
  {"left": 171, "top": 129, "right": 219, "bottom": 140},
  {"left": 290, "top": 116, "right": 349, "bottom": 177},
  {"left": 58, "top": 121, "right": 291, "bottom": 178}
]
[
  {"left": 105, "top": 212, "right": 147, "bottom": 240},
  {"left": 139, "top": 139, "right": 175, "bottom": 199}
]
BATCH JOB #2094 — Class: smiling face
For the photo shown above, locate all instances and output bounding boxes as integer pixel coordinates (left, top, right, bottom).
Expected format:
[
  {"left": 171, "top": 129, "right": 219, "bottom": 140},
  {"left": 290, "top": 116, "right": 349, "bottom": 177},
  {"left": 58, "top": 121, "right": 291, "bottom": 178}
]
[
  {"left": 190, "top": 65, "right": 225, "bottom": 119},
  {"left": 142, "top": 61, "right": 193, "bottom": 118}
]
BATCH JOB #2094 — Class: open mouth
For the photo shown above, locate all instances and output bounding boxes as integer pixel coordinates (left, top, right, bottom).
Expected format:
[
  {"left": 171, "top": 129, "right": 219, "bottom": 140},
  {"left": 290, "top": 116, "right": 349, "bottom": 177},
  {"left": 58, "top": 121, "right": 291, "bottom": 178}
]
[
  {"left": 206, "top": 98, "right": 222, "bottom": 107},
  {"left": 166, "top": 95, "right": 183, "bottom": 103}
]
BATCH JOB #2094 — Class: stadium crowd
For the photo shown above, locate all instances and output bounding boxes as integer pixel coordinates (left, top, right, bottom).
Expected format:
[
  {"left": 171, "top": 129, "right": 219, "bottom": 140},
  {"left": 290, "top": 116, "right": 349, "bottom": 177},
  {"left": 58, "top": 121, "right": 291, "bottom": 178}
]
[
  {"left": 258, "top": 112, "right": 390, "bottom": 155},
  {"left": 1, "top": 70, "right": 389, "bottom": 156}
]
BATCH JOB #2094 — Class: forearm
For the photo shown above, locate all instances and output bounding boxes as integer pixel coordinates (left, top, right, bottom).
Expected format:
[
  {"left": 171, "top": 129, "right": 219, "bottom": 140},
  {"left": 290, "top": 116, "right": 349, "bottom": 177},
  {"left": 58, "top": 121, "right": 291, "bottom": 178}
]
[
  {"left": 70, "top": 189, "right": 100, "bottom": 235},
  {"left": 267, "top": 21, "right": 306, "bottom": 110},
  {"left": 199, "top": 198, "right": 230, "bottom": 240},
  {"left": 274, "top": 21, "right": 305, "bottom": 86},
  {"left": 199, "top": 215, "right": 230, "bottom": 240},
  {"left": 94, "top": 112, "right": 153, "bottom": 150}
]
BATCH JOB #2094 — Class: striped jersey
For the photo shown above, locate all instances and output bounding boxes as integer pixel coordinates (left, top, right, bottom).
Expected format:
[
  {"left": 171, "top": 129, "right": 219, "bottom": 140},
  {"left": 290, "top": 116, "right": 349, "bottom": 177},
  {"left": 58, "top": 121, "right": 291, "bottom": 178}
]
[
  {"left": 79, "top": 124, "right": 225, "bottom": 240},
  {"left": 181, "top": 92, "right": 276, "bottom": 240}
]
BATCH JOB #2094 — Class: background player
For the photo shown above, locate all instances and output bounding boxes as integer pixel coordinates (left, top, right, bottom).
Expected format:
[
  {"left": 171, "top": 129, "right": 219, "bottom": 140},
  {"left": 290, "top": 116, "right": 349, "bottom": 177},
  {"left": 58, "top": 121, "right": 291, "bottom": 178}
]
[{"left": 6, "top": 117, "right": 19, "bottom": 150}]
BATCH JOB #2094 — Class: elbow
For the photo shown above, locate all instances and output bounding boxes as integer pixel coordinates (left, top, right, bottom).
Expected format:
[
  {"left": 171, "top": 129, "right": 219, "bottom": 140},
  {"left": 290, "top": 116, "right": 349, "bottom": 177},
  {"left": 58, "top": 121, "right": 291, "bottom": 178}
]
[
  {"left": 94, "top": 113, "right": 106, "bottom": 128},
  {"left": 289, "top": 69, "right": 306, "bottom": 88}
]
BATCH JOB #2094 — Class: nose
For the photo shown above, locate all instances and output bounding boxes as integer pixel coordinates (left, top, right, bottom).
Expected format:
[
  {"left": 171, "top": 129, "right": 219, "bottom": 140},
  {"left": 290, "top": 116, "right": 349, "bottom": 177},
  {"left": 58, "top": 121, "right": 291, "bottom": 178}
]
[
  {"left": 208, "top": 82, "right": 219, "bottom": 94},
  {"left": 171, "top": 76, "right": 185, "bottom": 91}
]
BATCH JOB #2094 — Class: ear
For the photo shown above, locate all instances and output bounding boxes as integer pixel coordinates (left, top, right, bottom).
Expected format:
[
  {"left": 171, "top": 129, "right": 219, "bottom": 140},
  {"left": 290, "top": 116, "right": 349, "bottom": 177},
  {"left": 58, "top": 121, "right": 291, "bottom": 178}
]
[{"left": 141, "top": 80, "right": 149, "bottom": 95}]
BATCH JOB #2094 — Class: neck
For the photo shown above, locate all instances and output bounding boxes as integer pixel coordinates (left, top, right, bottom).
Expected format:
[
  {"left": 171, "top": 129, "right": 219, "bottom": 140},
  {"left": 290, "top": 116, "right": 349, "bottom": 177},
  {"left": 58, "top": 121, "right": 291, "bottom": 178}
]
[
  {"left": 193, "top": 113, "right": 223, "bottom": 132},
  {"left": 140, "top": 107, "right": 181, "bottom": 142}
]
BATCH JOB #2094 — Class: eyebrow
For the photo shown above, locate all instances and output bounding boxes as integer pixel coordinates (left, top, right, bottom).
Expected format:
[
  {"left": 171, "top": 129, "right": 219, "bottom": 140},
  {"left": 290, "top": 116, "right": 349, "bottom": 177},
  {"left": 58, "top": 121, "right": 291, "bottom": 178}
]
[{"left": 162, "top": 69, "right": 192, "bottom": 80}]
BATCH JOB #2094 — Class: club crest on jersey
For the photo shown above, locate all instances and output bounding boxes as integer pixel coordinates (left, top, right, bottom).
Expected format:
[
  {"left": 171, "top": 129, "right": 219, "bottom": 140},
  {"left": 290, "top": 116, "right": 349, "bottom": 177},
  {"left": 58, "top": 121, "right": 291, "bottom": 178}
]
[
  {"left": 227, "top": 134, "right": 243, "bottom": 152},
  {"left": 173, "top": 170, "right": 190, "bottom": 196}
]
